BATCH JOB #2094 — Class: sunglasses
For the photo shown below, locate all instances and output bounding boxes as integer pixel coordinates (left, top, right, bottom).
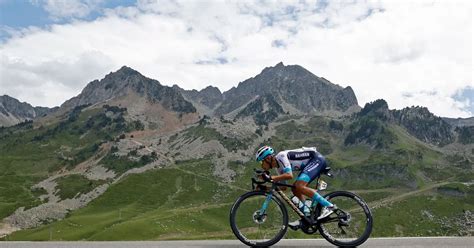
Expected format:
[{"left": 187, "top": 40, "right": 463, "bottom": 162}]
[{"left": 260, "top": 157, "right": 271, "bottom": 166}]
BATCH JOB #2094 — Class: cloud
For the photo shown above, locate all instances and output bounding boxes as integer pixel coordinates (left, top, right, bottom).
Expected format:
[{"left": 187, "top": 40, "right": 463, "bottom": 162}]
[
  {"left": 453, "top": 86, "right": 474, "bottom": 115},
  {"left": 271, "top": 39, "right": 287, "bottom": 48},
  {"left": 1, "top": 50, "right": 114, "bottom": 107},
  {"left": 0, "top": 0, "right": 472, "bottom": 118},
  {"left": 400, "top": 89, "right": 472, "bottom": 118},
  {"left": 31, "top": 0, "right": 105, "bottom": 21}
]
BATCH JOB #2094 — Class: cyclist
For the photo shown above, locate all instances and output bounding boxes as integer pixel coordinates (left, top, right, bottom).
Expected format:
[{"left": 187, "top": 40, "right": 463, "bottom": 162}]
[{"left": 256, "top": 145, "right": 336, "bottom": 230}]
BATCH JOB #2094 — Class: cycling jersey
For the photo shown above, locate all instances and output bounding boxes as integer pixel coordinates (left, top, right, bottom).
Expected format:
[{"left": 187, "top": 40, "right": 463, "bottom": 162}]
[
  {"left": 274, "top": 146, "right": 327, "bottom": 183},
  {"left": 275, "top": 147, "right": 318, "bottom": 173}
]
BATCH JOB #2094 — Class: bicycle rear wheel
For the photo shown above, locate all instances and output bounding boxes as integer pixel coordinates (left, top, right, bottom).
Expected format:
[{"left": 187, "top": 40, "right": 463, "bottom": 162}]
[
  {"left": 229, "top": 191, "right": 288, "bottom": 247},
  {"left": 317, "top": 191, "right": 373, "bottom": 247}
]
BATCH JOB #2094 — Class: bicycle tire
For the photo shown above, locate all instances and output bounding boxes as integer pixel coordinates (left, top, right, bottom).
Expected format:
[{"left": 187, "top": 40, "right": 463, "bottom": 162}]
[
  {"left": 317, "top": 191, "right": 373, "bottom": 247},
  {"left": 229, "top": 191, "right": 288, "bottom": 247}
]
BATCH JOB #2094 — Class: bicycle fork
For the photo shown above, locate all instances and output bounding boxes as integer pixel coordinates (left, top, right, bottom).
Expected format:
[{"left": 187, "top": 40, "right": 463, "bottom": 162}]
[{"left": 258, "top": 193, "right": 274, "bottom": 215}]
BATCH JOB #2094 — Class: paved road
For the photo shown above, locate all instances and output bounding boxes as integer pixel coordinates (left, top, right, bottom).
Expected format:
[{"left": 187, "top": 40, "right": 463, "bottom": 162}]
[{"left": 0, "top": 237, "right": 473, "bottom": 247}]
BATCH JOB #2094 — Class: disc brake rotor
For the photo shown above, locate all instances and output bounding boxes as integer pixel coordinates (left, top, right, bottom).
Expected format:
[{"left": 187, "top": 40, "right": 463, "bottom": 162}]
[
  {"left": 338, "top": 211, "right": 352, "bottom": 226},
  {"left": 252, "top": 211, "right": 267, "bottom": 224}
]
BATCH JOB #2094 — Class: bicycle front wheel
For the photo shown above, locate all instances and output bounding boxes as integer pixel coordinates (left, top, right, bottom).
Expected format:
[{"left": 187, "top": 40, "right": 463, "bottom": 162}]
[
  {"left": 317, "top": 191, "right": 373, "bottom": 247},
  {"left": 229, "top": 191, "right": 288, "bottom": 247}
]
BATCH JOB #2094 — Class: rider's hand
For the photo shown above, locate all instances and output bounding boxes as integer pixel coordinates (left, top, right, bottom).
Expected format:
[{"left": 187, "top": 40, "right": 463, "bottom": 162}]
[{"left": 262, "top": 172, "right": 273, "bottom": 182}]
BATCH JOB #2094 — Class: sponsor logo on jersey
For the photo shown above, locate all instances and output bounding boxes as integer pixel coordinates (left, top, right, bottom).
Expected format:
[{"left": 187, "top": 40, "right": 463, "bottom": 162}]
[{"left": 294, "top": 152, "right": 310, "bottom": 158}]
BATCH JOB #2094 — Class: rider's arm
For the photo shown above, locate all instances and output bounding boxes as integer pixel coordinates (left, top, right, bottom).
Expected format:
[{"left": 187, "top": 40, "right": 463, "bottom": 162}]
[
  {"left": 272, "top": 151, "right": 293, "bottom": 182},
  {"left": 271, "top": 172, "right": 293, "bottom": 181}
]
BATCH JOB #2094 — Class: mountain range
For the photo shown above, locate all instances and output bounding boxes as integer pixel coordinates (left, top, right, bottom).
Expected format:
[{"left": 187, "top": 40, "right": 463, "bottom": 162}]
[
  {"left": 1, "top": 63, "right": 362, "bottom": 126},
  {"left": 0, "top": 63, "right": 472, "bottom": 240}
]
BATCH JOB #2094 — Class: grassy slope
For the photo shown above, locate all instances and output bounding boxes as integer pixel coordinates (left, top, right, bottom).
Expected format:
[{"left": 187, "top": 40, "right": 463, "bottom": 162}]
[
  {"left": 372, "top": 190, "right": 474, "bottom": 236},
  {"left": 7, "top": 160, "right": 473, "bottom": 240},
  {"left": 7, "top": 161, "right": 247, "bottom": 240},
  {"left": 55, "top": 175, "right": 106, "bottom": 200},
  {"left": 3, "top": 115, "right": 473, "bottom": 240},
  {"left": 0, "top": 106, "right": 137, "bottom": 219}
]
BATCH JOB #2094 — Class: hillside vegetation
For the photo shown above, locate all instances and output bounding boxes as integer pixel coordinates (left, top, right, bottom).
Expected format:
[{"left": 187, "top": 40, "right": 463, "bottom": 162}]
[
  {"left": 2, "top": 105, "right": 473, "bottom": 240},
  {"left": 1, "top": 64, "right": 472, "bottom": 240}
]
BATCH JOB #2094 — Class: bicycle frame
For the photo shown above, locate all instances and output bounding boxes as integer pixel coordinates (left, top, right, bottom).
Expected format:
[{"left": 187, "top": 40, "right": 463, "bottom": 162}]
[{"left": 252, "top": 178, "right": 315, "bottom": 226}]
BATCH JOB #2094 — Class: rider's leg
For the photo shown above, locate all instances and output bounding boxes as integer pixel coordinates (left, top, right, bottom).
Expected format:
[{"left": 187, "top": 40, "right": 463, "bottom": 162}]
[
  {"left": 288, "top": 179, "right": 317, "bottom": 230},
  {"left": 289, "top": 155, "right": 335, "bottom": 229},
  {"left": 298, "top": 155, "right": 336, "bottom": 217},
  {"left": 288, "top": 180, "right": 311, "bottom": 230},
  {"left": 292, "top": 180, "right": 305, "bottom": 200},
  {"left": 294, "top": 180, "right": 332, "bottom": 207}
]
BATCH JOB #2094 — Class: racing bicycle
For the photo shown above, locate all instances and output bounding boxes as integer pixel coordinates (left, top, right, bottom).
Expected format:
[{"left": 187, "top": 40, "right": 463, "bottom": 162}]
[{"left": 229, "top": 167, "right": 373, "bottom": 247}]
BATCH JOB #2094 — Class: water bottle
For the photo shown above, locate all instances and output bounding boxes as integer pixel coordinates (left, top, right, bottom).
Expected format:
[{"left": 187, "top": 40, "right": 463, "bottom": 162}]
[
  {"left": 291, "top": 196, "right": 304, "bottom": 209},
  {"left": 291, "top": 196, "right": 300, "bottom": 206},
  {"left": 291, "top": 196, "right": 311, "bottom": 216}
]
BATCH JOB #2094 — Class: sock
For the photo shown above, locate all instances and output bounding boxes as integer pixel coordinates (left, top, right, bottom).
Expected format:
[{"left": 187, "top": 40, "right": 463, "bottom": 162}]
[{"left": 312, "top": 192, "right": 333, "bottom": 207}]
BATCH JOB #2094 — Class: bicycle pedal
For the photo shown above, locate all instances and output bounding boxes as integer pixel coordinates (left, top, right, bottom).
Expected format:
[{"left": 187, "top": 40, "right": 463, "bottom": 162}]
[{"left": 288, "top": 220, "right": 301, "bottom": 231}]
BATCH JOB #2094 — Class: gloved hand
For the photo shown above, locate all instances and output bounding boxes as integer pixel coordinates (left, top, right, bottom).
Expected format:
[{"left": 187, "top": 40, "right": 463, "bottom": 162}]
[{"left": 262, "top": 171, "right": 273, "bottom": 182}]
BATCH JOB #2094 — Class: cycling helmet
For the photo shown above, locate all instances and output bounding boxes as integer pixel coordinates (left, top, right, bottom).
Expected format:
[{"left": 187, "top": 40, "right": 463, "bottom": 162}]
[{"left": 256, "top": 145, "right": 274, "bottom": 161}]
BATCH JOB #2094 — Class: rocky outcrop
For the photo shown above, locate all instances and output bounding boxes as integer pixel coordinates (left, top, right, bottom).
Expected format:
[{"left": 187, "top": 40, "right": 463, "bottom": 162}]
[
  {"left": 61, "top": 66, "right": 196, "bottom": 114},
  {"left": 455, "top": 126, "right": 474, "bottom": 144},
  {"left": 176, "top": 85, "right": 223, "bottom": 110},
  {"left": 358, "top": 99, "right": 393, "bottom": 121},
  {"left": 346, "top": 99, "right": 457, "bottom": 147},
  {"left": 0, "top": 95, "right": 56, "bottom": 127},
  {"left": 5, "top": 184, "right": 109, "bottom": 229},
  {"left": 215, "top": 62, "right": 359, "bottom": 116},
  {"left": 236, "top": 94, "right": 284, "bottom": 125},
  {"left": 443, "top": 117, "right": 474, "bottom": 127},
  {"left": 345, "top": 100, "right": 397, "bottom": 148},
  {"left": 393, "top": 106, "right": 454, "bottom": 146}
]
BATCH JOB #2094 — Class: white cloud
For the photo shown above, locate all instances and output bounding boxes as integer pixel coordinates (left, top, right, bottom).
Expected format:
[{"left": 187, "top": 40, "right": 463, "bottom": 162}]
[
  {"left": 0, "top": 50, "right": 114, "bottom": 107},
  {"left": 32, "top": 0, "right": 105, "bottom": 20},
  {"left": 0, "top": 0, "right": 472, "bottom": 117}
]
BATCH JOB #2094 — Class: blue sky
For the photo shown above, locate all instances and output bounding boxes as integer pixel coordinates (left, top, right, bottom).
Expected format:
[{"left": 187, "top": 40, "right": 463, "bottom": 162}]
[
  {"left": 0, "top": 0, "right": 472, "bottom": 118},
  {"left": 1, "top": 1, "right": 51, "bottom": 31},
  {"left": 0, "top": 0, "right": 136, "bottom": 39}
]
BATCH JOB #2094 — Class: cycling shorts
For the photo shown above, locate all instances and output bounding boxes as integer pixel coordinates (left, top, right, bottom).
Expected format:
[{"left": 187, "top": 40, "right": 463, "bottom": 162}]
[{"left": 296, "top": 154, "right": 327, "bottom": 183}]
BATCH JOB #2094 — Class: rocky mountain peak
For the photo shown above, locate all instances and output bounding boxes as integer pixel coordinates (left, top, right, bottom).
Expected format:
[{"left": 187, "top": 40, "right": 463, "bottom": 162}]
[
  {"left": 259, "top": 62, "right": 312, "bottom": 80},
  {"left": 216, "top": 62, "right": 359, "bottom": 116},
  {"left": 101, "top": 65, "right": 143, "bottom": 86},
  {"left": 115, "top": 65, "right": 140, "bottom": 75},
  {"left": 61, "top": 66, "right": 196, "bottom": 113},
  {"left": 201, "top": 85, "right": 222, "bottom": 95},
  {"left": 174, "top": 85, "right": 223, "bottom": 111}
]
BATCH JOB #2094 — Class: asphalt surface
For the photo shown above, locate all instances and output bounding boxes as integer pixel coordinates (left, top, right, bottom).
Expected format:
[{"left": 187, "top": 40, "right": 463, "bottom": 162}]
[{"left": 0, "top": 237, "right": 473, "bottom": 247}]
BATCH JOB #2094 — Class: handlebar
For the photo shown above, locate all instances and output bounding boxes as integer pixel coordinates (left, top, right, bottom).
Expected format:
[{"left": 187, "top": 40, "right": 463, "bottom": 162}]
[
  {"left": 252, "top": 169, "right": 270, "bottom": 183},
  {"left": 251, "top": 167, "right": 334, "bottom": 190},
  {"left": 252, "top": 169, "right": 274, "bottom": 191},
  {"left": 252, "top": 169, "right": 294, "bottom": 190}
]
